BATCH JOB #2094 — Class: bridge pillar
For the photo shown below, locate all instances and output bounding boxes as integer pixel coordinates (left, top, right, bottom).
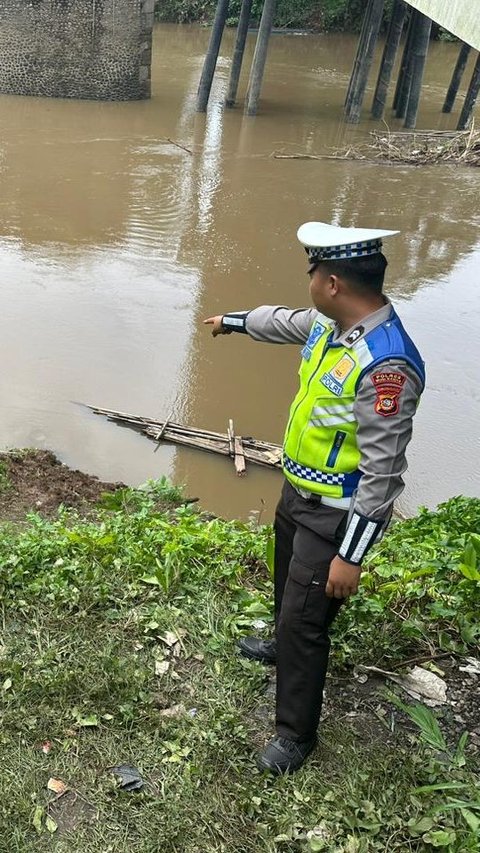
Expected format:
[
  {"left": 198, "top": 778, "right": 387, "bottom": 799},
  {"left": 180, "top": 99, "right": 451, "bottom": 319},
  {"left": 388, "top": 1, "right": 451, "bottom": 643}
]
[
  {"left": 226, "top": 0, "right": 253, "bottom": 107},
  {"left": 196, "top": 0, "right": 230, "bottom": 112},
  {"left": 372, "top": 0, "right": 407, "bottom": 119},
  {"left": 457, "top": 52, "right": 480, "bottom": 130},
  {"left": 245, "top": 0, "right": 277, "bottom": 116},
  {"left": 345, "top": 0, "right": 385, "bottom": 124},
  {"left": 443, "top": 43, "right": 471, "bottom": 113},
  {"left": 404, "top": 11, "right": 432, "bottom": 128}
]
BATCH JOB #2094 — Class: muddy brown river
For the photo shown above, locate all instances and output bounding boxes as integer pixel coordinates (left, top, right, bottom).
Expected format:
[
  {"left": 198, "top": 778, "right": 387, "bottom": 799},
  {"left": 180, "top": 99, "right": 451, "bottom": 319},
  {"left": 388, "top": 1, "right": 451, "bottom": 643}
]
[{"left": 0, "top": 24, "right": 479, "bottom": 519}]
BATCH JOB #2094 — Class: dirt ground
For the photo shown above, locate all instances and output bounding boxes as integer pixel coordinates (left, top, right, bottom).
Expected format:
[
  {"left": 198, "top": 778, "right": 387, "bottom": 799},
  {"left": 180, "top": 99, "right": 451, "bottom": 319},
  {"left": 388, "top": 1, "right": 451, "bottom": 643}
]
[
  {"left": 0, "top": 449, "right": 121, "bottom": 523},
  {"left": 251, "top": 660, "right": 480, "bottom": 771}
]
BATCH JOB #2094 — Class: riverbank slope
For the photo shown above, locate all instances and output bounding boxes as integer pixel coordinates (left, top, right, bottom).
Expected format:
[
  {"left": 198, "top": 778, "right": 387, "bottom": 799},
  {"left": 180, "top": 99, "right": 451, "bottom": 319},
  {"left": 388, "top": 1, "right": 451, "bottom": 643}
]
[{"left": 0, "top": 450, "right": 478, "bottom": 851}]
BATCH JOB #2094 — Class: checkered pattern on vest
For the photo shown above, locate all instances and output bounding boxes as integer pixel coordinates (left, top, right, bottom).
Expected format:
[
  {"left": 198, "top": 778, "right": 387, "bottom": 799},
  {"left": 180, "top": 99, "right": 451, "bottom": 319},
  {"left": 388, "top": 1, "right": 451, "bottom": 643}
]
[{"left": 283, "top": 454, "right": 345, "bottom": 486}]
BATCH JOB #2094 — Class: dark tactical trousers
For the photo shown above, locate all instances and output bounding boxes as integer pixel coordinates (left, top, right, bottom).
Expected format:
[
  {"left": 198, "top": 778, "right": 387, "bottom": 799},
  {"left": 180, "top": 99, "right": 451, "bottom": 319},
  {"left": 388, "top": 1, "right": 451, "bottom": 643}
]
[{"left": 274, "top": 480, "right": 348, "bottom": 743}]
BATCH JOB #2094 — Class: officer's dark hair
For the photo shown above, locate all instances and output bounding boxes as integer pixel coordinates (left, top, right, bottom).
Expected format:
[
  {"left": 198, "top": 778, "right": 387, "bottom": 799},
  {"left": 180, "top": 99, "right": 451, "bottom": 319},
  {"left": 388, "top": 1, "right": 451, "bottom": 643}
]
[{"left": 317, "top": 252, "right": 388, "bottom": 295}]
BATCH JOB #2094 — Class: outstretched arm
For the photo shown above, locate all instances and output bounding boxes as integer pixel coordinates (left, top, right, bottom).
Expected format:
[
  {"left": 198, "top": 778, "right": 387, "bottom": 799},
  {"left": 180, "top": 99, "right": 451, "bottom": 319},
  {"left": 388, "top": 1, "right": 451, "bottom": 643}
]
[{"left": 204, "top": 306, "right": 321, "bottom": 344}]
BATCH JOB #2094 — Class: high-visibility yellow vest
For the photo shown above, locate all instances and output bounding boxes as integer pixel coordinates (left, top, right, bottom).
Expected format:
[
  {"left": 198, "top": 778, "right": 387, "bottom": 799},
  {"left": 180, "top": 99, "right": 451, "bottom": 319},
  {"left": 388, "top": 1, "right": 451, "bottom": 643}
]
[{"left": 283, "top": 309, "right": 425, "bottom": 498}]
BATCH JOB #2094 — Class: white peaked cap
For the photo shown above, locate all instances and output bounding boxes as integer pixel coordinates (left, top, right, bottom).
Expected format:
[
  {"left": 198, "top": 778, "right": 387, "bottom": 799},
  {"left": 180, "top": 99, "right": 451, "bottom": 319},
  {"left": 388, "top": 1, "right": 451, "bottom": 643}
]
[{"left": 297, "top": 221, "right": 400, "bottom": 262}]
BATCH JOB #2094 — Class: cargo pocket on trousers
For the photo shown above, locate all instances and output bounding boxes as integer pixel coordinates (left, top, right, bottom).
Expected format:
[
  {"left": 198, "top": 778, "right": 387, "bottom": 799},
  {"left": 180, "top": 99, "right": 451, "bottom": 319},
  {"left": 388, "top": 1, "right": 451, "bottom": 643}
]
[{"left": 283, "top": 561, "right": 315, "bottom": 620}]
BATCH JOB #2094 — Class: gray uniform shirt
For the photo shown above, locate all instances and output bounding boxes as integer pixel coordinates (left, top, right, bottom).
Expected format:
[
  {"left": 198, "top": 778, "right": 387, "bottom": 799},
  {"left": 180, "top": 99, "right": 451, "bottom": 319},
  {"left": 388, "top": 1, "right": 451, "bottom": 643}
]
[{"left": 242, "top": 303, "right": 423, "bottom": 521}]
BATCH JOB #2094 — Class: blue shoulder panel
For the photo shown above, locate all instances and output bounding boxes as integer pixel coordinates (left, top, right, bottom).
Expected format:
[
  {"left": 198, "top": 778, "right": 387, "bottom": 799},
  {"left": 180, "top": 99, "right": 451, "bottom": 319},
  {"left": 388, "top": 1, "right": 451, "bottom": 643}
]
[{"left": 359, "top": 310, "right": 425, "bottom": 388}]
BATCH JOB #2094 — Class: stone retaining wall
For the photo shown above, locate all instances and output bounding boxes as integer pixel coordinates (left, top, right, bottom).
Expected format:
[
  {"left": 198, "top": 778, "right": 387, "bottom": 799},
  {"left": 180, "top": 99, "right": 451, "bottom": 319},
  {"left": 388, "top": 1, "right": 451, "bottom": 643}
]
[{"left": 0, "top": 0, "right": 155, "bottom": 100}]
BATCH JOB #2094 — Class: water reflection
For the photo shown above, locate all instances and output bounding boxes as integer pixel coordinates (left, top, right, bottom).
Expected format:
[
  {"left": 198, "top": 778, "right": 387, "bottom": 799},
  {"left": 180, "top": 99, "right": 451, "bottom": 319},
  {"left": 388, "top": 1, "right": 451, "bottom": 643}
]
[{"left": 0, "top": 24, "right": 477, "bottom": 519}]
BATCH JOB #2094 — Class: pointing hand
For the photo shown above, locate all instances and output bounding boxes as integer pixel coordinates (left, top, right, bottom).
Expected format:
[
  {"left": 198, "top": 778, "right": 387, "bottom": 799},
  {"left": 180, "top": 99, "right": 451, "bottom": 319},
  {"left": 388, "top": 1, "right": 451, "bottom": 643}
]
[{"left": 204, "top": 316, "right": 231, "bottom": 337}]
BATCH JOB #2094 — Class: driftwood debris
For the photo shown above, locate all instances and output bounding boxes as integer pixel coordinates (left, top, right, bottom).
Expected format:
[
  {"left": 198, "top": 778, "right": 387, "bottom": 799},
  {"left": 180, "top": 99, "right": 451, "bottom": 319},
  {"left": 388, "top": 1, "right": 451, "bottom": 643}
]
[
  {"left": 273, "top": 124, "right": 480, "bottom": 168},
  {"left": 88, "top": 405, "right": 282, "bottom": 475}
]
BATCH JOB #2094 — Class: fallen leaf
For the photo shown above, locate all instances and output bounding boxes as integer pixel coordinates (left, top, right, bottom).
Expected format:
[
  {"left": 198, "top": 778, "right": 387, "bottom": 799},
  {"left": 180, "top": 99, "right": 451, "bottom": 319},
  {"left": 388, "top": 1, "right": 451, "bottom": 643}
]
[
  {"left": 47, "top": 778, "right": 68, "bottom": 796},
  {"left": 358, "top": 665, "right": 447, "bottom": 706},
  {"left": 155, "top": 660, "right": 170, "bottom": 677},
  {"left": 41, "top": 741, "right": 52, "bottom": 754},
  {"left": 46, "top": 815, "right": 58, "bottom": 833},
  {"left": 395, "top": 666, "right": 447, "bottom": 705},
  {"left": 160, "top": 629, "right": 187, "bottom": 648},
  {"left": 159, "top": 703, "right": 187, "bottom": 718},
  {"left": 32, "top": 805, "right": 43, "bottom": 834}
]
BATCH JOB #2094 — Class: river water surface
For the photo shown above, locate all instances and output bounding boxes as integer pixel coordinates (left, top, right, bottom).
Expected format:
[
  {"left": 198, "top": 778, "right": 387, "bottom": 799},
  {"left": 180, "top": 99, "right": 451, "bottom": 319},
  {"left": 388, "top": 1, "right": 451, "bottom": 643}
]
[{"left": 0, "top": 25, "right": 479, "bottom": 519}]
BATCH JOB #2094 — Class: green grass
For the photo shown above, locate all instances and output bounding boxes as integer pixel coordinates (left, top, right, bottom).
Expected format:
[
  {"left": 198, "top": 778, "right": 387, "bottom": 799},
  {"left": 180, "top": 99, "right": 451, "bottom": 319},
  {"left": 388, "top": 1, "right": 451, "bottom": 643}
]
[{"left": 0, "top": 482, "right": 478, "bottom": 851}]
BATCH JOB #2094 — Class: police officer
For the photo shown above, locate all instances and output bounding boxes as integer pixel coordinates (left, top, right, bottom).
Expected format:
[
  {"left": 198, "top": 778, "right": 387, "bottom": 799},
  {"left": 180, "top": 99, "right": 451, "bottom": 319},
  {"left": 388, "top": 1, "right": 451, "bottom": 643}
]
[{"left": 204, "top": 222, "right": 425, "bottom": 775}]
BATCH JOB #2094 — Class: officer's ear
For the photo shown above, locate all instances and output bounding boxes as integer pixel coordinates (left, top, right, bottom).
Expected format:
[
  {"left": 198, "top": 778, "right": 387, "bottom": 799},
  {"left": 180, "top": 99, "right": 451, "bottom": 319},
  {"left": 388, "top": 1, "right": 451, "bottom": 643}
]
[{"left": 328, "top": 274, "right": 341, "bottom": 296}]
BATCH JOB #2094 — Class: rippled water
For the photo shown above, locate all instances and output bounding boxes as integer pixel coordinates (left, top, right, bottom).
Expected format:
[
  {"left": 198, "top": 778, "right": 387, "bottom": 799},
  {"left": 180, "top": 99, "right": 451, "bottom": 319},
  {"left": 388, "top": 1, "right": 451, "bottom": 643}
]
[{"left": 0, "top": 24, "right": 478, "bottom": 519}]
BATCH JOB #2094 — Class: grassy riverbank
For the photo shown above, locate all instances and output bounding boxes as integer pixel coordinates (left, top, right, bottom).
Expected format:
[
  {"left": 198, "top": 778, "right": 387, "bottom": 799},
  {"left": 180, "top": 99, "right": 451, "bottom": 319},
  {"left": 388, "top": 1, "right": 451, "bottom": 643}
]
[{"left": 0, "top": 451, "right": 479, "bottom": 851}]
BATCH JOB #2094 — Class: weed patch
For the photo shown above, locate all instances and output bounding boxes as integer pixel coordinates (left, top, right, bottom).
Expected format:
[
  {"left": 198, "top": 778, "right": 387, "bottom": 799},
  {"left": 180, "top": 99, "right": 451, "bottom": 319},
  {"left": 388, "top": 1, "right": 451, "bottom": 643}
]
[{"left": 0, "top": 479, "right": 478, "bottom": 851}]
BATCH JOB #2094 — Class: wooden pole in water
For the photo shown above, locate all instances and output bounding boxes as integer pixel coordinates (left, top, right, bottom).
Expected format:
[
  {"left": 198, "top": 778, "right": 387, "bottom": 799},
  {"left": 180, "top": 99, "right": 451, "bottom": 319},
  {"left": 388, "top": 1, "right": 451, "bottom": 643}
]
[
  {"left": 442, "top": 42, "right": 471, "bottom": 114},
  {"left": 226, "top": 0, "right": 253, "bottom": 107},
  {"left": 345, "top": 0, "right": 385, "bottom": 124},
  {"left": 392, "top": 9, "right": 413, "bottom": 111},
  {"left": 345, "top": 0, "right": 375, "bottom": 110},
  {"left": 395, "top": 9, "right": 418, "bottom": 119},
  {"left": 404, "top": 11, "right": 432, "bottom": 128},
  {"left": 372, "top": 0, "right": 407, "bottom": 119},
  {"left": 196, "top": 0, "right": 230, "bottom": 112},
  {"left": 245, "top": 0, "right": 277, "bottom": 117},
  {"left": 457, "top": 51, "right": 480, "bottom": 130}
]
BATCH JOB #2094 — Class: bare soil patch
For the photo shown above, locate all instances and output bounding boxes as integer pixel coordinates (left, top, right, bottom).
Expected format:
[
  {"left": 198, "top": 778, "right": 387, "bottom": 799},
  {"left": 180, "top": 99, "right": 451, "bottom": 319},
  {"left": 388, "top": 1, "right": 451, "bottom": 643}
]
[{"left": 0, "top": 449, "right": 122, "bottom": 523}]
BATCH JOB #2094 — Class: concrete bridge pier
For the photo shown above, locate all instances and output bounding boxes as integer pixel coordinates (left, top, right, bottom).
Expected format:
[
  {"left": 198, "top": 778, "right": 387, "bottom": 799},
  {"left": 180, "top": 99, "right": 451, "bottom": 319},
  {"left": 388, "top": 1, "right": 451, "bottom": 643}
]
[
  {"left": 442, "top": 42, "right": 471, "bottom": 113},
  {"left": 372, "top": 0, "right": 408, "bottom": 120},
  {"left": 457, "top": 52, "right": 480, "bottom": 130},
  {"left": 196, "top": 0, "right": 230, "bottom": 112},
  {"left": 225, "top": 0, "right": 253, "bottom": 107}
]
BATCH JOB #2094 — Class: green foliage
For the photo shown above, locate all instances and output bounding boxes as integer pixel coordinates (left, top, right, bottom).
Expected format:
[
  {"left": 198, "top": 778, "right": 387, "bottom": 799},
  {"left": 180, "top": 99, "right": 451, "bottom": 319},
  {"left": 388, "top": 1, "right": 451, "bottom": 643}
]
[
  {"left": 0, "top": 461, "right": 10, "bottom": 493},
  {"left": 0, "top": 483, "right": 478, "bottom": 850},
  {"left": 333, "top": 496, "right": 480, "bottom": 666},
  {"left": 155, "top": 0, "right": 394, "bottom": 32}
]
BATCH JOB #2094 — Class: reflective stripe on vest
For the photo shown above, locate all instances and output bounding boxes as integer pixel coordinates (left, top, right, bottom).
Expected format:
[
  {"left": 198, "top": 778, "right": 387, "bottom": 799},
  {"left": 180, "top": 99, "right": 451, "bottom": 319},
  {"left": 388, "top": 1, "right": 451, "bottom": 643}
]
[{"left": 282, "top": 310, "right": 425, "bottom": 498}]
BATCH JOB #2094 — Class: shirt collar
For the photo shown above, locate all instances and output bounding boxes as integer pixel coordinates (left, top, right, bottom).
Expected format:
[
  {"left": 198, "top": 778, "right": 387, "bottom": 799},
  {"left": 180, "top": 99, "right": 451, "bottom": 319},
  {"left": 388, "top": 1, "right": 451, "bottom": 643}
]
[{"left": 332, "top": 300, "right": 393, "bottom": 347}]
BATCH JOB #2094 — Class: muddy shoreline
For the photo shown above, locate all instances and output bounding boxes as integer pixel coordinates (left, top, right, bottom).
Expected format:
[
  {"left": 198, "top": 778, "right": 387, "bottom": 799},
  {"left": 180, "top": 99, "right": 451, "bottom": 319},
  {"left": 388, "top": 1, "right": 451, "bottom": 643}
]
[{"left": 0, "top": 449, "right": 122, "bottom": 523}]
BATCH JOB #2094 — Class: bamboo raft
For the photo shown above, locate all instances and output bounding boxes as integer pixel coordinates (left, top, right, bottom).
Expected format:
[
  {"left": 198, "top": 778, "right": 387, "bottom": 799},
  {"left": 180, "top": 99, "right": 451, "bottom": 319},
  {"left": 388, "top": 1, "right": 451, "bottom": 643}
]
[{"left": 88, "top": 405, "right": 283, "bottom": 476}]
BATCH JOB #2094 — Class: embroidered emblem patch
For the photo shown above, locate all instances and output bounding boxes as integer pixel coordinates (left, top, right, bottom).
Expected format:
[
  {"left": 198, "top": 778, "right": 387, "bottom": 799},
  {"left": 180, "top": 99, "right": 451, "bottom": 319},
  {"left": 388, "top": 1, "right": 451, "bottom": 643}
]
[
  {"left": 320, "top": 373, "right": 342, "bottom": 396},
  {"left": 302, "top": 321, "right": 325, "bottom": 362},
  {"left": 320, "top": 353, "right": 356, "bottom": 396},
  {"left": 372, "top": 371, "right": 406, "bottom": 417},
  {"left": 345, "top": 325, "right": 365, "bottom": 345},
  {"left": 331, "top": 354, "right": 355, "bottom": 383}
]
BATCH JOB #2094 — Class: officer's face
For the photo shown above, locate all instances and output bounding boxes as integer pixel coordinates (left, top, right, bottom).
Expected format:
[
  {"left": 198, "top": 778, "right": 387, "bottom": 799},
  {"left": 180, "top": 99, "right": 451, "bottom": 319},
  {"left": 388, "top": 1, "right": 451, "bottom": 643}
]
[{"left": 308, "top": 266, "right": 338, "bottom": 318}]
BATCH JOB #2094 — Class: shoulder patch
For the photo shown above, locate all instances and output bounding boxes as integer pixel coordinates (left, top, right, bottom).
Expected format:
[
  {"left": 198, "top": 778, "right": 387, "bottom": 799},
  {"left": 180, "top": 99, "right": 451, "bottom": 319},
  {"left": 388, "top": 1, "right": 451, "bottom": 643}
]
[{"left": 371, "top": 371, "right": 406, "bottom": 417}]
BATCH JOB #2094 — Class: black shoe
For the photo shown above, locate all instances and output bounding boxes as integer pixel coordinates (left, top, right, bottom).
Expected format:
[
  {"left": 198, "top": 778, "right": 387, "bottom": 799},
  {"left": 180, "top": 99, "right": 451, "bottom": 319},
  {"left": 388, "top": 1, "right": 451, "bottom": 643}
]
[
  {"left": 257, "top": 736, "right": 317, "bottom": 775},
  {"left": 237, "top": 636, "right": 276, "bottom": 664}
]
